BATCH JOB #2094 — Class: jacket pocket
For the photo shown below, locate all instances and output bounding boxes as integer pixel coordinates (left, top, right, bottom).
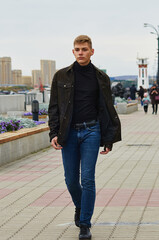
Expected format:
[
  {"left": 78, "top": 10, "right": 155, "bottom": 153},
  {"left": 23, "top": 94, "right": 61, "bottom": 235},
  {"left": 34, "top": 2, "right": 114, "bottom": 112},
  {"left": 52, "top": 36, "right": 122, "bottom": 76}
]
[
  {"left": 57, "top": 82, "right": 72, "bottom": 88},
  {"left": 57, "top": 81, "right": 72, "bottom": 116}
]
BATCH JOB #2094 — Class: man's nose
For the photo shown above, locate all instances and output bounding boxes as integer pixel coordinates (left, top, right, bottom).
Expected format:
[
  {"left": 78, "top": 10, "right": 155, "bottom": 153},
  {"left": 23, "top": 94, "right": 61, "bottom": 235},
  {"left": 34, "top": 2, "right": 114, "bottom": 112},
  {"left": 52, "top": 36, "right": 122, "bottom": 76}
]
[{"left": 79, "top": 50, "right": 83, "bottom": 54}]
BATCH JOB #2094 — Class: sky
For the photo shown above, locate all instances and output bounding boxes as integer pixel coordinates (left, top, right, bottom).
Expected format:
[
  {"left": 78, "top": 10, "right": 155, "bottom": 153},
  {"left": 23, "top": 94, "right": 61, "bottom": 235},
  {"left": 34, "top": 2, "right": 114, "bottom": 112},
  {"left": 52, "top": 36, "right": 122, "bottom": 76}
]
[{"left": 1, "top": 0, "right": 159, "bottom": 77}]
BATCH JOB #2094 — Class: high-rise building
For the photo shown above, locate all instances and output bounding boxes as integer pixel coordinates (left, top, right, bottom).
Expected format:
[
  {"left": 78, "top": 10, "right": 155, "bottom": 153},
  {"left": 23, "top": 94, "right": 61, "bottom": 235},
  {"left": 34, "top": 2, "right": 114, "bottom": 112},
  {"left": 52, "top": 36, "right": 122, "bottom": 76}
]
[
  {"left": 22, "top": 76, "right": 32, "bottom": 87},
  {"left": 40, "top": 60, "right": 56, "bottom": 86},
  {"left": 0, "top": 57, "right": 12, "bottom": 85},
  {"left": 0, "top": 58, "right": 2, "bottom": 84},
  {"left": 32, "top": 70, "right": 42, "bottom": 87},
  {"left": 12, "top": 70, "right": 22, "bottom": 85}
]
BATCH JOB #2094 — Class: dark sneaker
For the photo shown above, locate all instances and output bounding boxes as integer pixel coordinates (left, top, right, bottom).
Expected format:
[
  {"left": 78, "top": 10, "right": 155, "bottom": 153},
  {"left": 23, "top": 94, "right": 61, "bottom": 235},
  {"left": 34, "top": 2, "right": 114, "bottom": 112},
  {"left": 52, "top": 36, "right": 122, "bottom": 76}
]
[
  {"left": 74, "top": 207, "right": 81, "bottom": 227},
  {"left": 79, "top": 225, "right": 92, "bottom": 239}
]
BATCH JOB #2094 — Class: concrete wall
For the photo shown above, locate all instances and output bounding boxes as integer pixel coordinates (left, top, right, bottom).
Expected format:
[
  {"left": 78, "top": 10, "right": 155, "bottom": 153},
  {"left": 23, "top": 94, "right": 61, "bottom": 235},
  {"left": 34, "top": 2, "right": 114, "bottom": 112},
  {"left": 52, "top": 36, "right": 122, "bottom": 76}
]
[
  {"left": 115, "top": 101, "right": 138, "bottom": 114},
  {"left": 0, "top": 130, "right": 50, "bottom": 166},
  {"left": 0, "top": 93, "right": 44, "bottom": 114},
  {"left": 36, "top": 92, "right": 43, "bottom": 103},
  {"left": 25, "top": 92, "right": 43, "bottom": 105},
  {"left": 44, "top": 89, "right": 50, "bottom": 103},
  {"left": 0, "top": 95, "right": 25, "bottom": 114}
]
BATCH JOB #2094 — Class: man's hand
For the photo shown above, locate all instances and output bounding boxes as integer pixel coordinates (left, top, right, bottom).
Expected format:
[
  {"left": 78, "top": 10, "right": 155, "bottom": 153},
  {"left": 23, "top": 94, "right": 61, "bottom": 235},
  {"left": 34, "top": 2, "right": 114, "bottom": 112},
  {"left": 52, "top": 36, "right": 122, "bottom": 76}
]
[
  {"left": 51, "top": 136, "right": 63, "bottom": 150},
  {"left": 100, "top": 147, "right": 110, "bottom": 155},
  {"left": 100, "top": 145, "right": 112, "bottom": 155}
]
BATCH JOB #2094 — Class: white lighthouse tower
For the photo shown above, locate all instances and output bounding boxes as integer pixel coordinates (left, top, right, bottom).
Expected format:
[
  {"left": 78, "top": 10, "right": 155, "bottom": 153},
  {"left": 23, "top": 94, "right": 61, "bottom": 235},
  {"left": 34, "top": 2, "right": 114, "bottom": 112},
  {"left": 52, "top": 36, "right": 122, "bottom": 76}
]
[{"left": 137, "top": 58, "right": 149, "bottom": 90}]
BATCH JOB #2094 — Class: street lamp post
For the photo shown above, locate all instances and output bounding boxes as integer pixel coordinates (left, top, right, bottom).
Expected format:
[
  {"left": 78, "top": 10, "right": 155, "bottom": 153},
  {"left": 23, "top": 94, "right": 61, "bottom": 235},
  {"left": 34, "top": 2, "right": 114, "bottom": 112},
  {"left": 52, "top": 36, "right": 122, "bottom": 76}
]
[{"left": 144, "top": 23, "right": 159, "bottom": 86}]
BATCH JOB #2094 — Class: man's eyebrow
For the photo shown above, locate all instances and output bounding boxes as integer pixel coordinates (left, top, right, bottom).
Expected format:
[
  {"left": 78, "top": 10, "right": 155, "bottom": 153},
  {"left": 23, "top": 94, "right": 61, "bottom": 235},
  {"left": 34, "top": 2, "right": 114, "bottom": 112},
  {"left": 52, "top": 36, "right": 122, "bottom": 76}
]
[{"left": 74, "top": 47, "right": 88, "bottom": 50}]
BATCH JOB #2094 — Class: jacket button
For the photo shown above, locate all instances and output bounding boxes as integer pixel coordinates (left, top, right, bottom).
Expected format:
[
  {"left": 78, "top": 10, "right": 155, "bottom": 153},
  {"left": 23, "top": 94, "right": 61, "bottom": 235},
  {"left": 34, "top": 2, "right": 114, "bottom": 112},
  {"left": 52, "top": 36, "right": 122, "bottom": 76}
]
[
  {"left": 64, "top": 116, "right": 66, "bottom": 119},
  {"left": 68, "top": 101, "right": 71, "bottom": 103}
]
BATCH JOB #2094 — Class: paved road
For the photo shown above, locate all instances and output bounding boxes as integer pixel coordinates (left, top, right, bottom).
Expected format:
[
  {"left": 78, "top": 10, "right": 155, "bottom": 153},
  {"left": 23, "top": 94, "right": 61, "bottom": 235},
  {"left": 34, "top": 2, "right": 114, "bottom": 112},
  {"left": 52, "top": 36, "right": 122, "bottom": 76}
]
[{"left": 0, "top": 105, "right": 159, "bottom": 240}]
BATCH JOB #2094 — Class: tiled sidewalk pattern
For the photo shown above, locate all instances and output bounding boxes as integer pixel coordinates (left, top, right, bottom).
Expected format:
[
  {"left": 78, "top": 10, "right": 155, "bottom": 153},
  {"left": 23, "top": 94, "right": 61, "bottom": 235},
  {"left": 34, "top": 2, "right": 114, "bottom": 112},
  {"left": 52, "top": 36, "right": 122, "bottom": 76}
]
[{"left": 0, "top": 105, "right": 159, "bottom": 239}]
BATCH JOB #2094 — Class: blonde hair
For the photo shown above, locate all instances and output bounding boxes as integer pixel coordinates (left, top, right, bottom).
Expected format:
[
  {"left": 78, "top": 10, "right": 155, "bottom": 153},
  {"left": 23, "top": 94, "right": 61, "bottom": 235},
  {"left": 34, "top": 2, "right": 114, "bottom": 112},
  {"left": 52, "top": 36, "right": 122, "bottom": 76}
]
[{"left": 73, "top": 35, "right": 92, "bottom": 49}]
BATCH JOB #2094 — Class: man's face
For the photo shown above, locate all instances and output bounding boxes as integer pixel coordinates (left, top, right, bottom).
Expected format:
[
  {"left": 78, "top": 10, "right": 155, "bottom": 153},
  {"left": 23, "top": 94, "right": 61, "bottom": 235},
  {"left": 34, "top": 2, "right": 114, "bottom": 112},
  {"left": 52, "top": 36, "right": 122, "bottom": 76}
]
[{"left": 72, "top": 42, "right": 94, "bottom": 66}]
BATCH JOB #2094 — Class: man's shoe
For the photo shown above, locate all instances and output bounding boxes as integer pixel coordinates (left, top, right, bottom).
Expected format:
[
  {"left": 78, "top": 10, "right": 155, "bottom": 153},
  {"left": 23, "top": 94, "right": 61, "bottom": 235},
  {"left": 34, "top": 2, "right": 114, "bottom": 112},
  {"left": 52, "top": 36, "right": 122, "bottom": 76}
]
[
  {"left": 74, "top": 207, "right": 81, "bottom": 227},
  {"left": 79, "top": 225, "right": 92, "bottom": 239}
]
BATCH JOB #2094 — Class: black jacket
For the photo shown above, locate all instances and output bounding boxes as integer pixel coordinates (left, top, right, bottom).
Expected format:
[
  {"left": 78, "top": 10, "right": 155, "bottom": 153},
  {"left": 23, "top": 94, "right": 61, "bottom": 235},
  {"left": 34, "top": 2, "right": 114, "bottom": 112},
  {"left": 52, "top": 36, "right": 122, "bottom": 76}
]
[{"left": 48, "top": 63, "right": 121, "bottom": 147}]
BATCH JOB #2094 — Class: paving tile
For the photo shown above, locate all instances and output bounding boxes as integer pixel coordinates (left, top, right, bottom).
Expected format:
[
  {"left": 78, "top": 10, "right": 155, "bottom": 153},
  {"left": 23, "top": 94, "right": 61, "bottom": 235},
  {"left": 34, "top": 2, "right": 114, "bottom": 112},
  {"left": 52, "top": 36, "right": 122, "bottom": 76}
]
[{"left": 1, "top": 105, "right": 159, "bottom": 239}]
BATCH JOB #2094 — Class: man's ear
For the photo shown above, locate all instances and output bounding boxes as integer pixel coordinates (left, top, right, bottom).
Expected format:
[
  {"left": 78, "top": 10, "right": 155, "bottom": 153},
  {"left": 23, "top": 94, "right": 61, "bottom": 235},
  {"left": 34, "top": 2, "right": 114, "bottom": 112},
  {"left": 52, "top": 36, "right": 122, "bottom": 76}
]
[
  {"left": 91, "top": 48, "right": 94, "bottom": 56},
  {"left": 72, "top": 49, "right": 75, "bottom": 55}
]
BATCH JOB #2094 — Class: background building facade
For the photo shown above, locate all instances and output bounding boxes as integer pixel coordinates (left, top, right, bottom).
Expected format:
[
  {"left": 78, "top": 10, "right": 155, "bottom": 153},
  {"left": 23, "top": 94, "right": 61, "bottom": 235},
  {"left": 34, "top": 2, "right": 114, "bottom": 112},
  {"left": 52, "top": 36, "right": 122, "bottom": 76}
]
[
  {"left": 0, "top": 59, "right": 2, "bottom": 84},
  {"left": 40, "top": 60, "right": 56, "bottom": 86},
  {"left": 12, "top": 70, "right": 22, "bottom": 85},
  {"left": 0, "top": 56, "right": 56, "bottom": 88},
  {"left": 32, "top": 70, "right": 42, "bottom": 87},
  {"left": 22, "top": 76, "right": 32, "bottom": 87},
  {"left": 0, "top": 57, "right": 12, "bottom": 85}
]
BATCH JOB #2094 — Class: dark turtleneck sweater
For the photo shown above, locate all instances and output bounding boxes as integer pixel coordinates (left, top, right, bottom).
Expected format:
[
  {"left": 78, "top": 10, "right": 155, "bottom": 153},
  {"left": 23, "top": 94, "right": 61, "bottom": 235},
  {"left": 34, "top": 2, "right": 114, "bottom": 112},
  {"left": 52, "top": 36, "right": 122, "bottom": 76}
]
[{"left": 72, "top": 61, "right": 99, "bottom": 124}]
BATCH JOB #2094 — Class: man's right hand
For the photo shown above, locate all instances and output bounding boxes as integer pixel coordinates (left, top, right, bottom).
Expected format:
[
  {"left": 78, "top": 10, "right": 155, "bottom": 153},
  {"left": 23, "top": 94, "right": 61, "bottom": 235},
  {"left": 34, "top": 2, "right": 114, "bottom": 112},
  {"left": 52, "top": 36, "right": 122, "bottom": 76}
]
[{"left": 51, "top": 136, "right": 63, "bottom": 150}]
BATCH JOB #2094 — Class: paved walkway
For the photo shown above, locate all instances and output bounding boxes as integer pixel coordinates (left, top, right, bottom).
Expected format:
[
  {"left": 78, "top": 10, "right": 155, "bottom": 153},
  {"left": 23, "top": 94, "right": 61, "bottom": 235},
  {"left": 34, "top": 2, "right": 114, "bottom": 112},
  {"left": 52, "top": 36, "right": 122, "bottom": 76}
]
[{"left": 0, "top": 105, "right": 159, "bottom": 240}]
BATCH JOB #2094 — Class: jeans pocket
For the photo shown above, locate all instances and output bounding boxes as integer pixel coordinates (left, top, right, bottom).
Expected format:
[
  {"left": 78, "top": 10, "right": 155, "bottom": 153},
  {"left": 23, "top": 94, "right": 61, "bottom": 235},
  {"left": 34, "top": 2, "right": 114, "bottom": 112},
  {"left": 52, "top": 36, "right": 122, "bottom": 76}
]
[{"left": 86, "top": 123, "right": 100, "bottom": 132}]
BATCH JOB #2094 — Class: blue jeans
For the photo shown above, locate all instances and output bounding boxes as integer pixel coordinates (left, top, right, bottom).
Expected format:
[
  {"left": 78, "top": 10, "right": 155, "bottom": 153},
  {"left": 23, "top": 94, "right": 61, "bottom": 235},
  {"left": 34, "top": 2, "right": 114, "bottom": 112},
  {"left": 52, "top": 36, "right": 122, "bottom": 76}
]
[{"left": 61, "top": 122, "right": 101, "bottom": 227}]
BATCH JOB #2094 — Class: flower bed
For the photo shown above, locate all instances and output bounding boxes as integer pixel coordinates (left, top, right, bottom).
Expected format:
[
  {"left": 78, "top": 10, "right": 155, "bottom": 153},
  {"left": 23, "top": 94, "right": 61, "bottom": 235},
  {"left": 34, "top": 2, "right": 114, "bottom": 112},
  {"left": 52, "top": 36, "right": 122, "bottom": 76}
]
[
  {"left": 0, "top": 120, "right": 23, "bottom": 134},
  {"left": 24, "top": 109, "right": 48, "bottom": 116},
  {"left": 0, "top": 116, "right": 45, "bottom": 134},
  {"left": 23, "top": 108, "right": 48, "bottom": 120}
]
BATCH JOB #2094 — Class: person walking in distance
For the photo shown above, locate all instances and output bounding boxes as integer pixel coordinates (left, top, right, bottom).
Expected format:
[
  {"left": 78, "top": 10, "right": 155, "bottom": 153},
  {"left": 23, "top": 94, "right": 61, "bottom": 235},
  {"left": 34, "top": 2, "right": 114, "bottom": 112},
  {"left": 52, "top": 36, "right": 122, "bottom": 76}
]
[
  {"left": 48, "top": 35, "right": 121, "bottom": 239},
  {"left": 138, "top": 86, "right": 145, "bottom": 106},
  {"left": 142, "top": 92, "right": 150, "bottom": 113},
  {"left": 130, "top": 84, "right": 137, "bottom": 100},
  {"left": 149, "top": 84, "right": 159, "bottom": 114}
]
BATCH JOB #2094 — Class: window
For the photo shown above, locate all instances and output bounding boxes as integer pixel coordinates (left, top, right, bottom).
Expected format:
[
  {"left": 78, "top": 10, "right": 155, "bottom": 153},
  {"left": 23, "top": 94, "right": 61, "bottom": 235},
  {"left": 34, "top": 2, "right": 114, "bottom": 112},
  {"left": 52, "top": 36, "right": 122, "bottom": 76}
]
[{"left": 142, "top": 69, "right": 144, "bottom": 78}]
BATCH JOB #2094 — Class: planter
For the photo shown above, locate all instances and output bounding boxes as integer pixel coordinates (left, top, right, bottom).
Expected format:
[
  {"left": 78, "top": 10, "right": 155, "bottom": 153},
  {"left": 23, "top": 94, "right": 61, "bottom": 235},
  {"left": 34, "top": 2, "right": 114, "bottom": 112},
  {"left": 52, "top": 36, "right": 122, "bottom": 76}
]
[
  {"left": 115, "top": 101, "right": 138, "bottom": 114},
  {"left": 0, "top": 124, "right": 50, "bottom": 166},
  {"left": 23, "top": 115, "right": 48, "bottom": 119}
]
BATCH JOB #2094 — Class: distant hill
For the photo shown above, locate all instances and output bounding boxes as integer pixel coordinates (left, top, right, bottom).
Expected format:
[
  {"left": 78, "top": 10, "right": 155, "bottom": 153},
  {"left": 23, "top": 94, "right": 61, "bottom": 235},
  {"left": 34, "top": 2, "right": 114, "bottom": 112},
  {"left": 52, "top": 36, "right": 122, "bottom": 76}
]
[{"left": 110, "top": 75, "right": 138, "bottom": 81}]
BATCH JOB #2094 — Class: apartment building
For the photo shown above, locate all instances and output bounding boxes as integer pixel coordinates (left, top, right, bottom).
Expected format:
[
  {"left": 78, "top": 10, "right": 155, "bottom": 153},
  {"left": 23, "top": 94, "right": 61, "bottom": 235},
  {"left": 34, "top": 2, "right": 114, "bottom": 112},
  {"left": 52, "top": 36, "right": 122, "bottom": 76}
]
[
  {"left": 0, "top": 57, "right": 12, "bottom": 85},
  {"left": 32, "top": 70, "right": 42, "bottom": 87},
  {"left": 40, "top": 60, "right": 56, "bottom": 86},
  {"left": 22, "top": 76, "right": 32, "bottom": 87},
  {"left": 12, "top": 70, "right": 22, "bottom": 85}
]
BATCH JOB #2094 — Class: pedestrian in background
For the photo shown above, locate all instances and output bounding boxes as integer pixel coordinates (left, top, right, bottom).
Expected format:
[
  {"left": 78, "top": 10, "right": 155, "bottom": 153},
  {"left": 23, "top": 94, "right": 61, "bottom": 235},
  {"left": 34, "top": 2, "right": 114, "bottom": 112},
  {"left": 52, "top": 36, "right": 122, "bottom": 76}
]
[
  {"left": 48, "top": 35, "right": 121, "bottom": 239},
  {"left": 138, "top": 86, "right": 145, "bottom": 106},
  {"left": 149, "top": 84, "right": 159, "bottom": 114},
  {"left": 130, "top": 84, "right": 137, "bottom": 100},
  {"left": 142, "top": 92, "right": 150, "bottom": 113}
]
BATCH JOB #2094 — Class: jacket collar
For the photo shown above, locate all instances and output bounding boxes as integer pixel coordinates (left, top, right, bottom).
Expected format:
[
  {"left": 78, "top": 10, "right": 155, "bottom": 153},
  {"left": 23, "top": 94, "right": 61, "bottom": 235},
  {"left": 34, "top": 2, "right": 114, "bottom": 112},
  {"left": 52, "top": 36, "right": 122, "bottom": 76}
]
[
  {"left": 66, "top": 63, "right": 74, "bottom": 72},
  {"left": 66, "top": 62, "right": 103, "bottom": 77}
]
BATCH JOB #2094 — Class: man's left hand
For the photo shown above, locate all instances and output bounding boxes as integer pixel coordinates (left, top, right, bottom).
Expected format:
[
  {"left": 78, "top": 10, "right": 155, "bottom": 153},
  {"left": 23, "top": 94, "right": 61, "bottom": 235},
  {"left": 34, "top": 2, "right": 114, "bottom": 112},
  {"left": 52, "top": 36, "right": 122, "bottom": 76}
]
[
  {"left": 100, "top": 147, "right": 111, "bottom": 155},
  {"left": 100, "top": 144, "right": 112, "bottom": 155}
]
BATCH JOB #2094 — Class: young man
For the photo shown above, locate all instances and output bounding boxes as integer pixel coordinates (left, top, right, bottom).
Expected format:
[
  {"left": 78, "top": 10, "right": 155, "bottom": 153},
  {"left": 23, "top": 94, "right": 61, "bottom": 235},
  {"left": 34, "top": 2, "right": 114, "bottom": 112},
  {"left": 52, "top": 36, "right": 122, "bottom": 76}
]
[{"left": 48, "top": 35, "right": 121, "bottom": 239}]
